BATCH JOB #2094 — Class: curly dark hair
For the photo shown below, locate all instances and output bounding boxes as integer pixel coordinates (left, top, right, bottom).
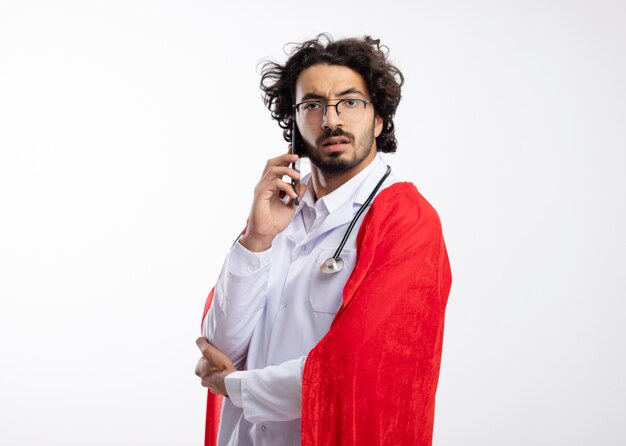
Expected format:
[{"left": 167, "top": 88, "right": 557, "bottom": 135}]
[{"left": 259, "top": 33, "right": 404, "bottom": 153}]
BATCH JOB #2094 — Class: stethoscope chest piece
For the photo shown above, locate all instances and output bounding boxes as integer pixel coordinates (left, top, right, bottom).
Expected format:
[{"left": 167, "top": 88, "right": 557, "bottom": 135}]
[
  {"left": 320, "top": 257, "right": 344, "bottom": 274},
  {"left": 316, "top": 165, "right": 392, "bottom": 276}
]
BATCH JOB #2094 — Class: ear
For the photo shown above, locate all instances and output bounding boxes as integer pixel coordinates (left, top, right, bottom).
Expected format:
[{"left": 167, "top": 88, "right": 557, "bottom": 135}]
[{"left": 374, "top": 114, "right": 384, "bottom": 138}]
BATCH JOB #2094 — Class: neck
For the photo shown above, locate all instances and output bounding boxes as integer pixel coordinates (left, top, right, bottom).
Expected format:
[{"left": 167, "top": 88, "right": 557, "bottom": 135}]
[{"left": 310, "top": 150, "right": 377, "bottom": 200}]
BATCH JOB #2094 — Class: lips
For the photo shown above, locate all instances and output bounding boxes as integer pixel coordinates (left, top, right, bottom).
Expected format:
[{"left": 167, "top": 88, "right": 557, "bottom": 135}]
[
  {"left": 322, "top": 136, "right": 351, "bottom": 146},
  {"left": 321, "top": 137, "right": 352, "bottom": 155}
]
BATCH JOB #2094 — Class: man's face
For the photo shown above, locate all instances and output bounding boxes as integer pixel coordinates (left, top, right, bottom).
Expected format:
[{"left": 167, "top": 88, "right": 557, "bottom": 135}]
[{"left": 294, "top": 64, "right": 383, "bottom": 175}]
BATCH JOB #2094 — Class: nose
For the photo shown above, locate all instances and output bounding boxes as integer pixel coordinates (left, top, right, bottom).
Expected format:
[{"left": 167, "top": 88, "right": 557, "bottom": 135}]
[{"left": 322, "top": 103, "right": 343, "bottom": 130}]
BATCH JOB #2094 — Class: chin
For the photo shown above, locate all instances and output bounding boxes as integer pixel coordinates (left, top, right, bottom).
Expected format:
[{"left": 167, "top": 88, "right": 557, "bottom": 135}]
[
  {"left": 304, "top": 140, "right": 373, "bottom": 176},
  {"left": 314, "top": 153, "right": 359, "bottom": 174}
]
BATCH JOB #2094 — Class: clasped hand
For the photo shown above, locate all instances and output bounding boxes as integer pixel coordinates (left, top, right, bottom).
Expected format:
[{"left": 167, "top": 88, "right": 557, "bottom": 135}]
[{"left": 195, "top": 337, "right": 237, "bottom": 396}]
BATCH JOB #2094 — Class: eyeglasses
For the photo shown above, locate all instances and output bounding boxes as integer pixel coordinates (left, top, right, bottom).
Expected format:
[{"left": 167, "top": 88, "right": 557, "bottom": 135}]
[{"left": 294, "top": 98, "right": 370, "bottom": 124}]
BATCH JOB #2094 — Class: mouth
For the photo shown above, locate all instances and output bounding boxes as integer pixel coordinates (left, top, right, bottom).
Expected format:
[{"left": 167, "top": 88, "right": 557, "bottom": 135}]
[{"left": 321, "top": 136, "right": 351, "bottom": 152}]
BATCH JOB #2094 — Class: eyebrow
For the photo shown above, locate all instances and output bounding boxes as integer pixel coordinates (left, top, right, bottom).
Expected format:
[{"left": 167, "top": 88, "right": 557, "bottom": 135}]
[{"left": 299, "top": 87, "right": 367, "bottom": 102}]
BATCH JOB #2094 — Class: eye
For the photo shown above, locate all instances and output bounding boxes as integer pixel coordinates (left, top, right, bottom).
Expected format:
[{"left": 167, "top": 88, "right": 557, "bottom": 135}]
[
  {"left": 302, "top": 102, "right": 323, "bottom": 111},
  {"left": 343, "top": 99, "right": 361, "bottom": 108}
]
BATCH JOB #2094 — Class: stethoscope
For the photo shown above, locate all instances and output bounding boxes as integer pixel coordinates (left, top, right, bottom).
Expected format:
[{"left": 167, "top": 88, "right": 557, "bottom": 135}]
[
  {"left": 319, "top": 165, "right": 391, "bottom": 274},
  {"left": 232, "top": 165, "right": 392, "bottom": 275}
]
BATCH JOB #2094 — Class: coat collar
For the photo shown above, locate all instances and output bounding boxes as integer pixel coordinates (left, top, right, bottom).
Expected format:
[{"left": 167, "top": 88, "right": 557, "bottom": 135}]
[{"left": 285, "top": 155, "right": 393, "bottom": 244}]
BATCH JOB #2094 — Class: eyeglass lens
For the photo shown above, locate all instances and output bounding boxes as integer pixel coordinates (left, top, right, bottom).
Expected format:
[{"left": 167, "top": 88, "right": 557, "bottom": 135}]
[{"left": 297, "top": 99, "right": 367, "bottom": 124}]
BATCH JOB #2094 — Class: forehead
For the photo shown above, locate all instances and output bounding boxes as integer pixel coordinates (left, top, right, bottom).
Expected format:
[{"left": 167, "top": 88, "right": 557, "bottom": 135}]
[{"left": 294, "top": 64, "right": 369, "bottom": 101}]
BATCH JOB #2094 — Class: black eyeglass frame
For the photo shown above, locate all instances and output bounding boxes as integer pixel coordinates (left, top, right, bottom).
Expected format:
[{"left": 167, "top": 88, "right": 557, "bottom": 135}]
[{"left": 293, "top": 98, "right": 371, "bottom": 118}]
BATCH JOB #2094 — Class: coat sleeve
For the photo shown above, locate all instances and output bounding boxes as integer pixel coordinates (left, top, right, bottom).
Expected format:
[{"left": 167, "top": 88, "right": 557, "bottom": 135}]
[
  {"left": 202, "top": 242, "right": 271, "bottom": 368},
  {"left": 224, "top": 356, "right": 306, "bottom": 423},
  {"left": 200, "top": 241, "right": 272, "bottom": 446}
]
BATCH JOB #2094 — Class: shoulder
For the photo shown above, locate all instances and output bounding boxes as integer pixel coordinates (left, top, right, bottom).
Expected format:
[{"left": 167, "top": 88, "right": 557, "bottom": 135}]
[
  {"left": 348, "top": 181, "right": 447, "bottom": 296},
  {"left": 354, "top": 181, "right": 444, "bottom": 262},
  {"left": 370, "top": 181, "right": 442, "bottom": 232}
]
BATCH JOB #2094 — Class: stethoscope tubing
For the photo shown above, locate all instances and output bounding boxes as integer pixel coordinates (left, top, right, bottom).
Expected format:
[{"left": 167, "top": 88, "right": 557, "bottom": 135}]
[{"left": 328, "top": 165, "right": 392, "bottom": 263}]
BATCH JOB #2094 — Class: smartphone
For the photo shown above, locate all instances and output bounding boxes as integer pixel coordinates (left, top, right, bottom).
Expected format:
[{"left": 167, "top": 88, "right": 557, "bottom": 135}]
[{"left": 291, "top": 119, "right": 300, "bottom": 205}]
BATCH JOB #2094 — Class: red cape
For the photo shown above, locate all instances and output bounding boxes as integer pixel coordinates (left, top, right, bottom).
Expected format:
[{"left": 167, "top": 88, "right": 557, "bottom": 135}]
[
  {"left": 201, "top": 288, "right": 221, "bottom": 446},
  {"left": 301, "top": 182, "right": 451, "bottom": 445},
  {"left": 201, "top": 182, "right": 451, "bottom": 446}
]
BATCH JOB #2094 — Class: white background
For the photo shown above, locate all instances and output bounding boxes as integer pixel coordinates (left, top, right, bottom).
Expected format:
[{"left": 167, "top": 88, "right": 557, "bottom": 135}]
[{"left": 1, "top": 0, "right": 625, "bottom": 444}]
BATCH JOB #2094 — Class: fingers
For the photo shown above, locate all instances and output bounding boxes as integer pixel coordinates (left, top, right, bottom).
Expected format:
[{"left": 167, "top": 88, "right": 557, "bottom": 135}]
[
  {"left": 284, "top": 181, "right": 308, "bottom": 209},
  {"left": 196, "top": 336, "right": 211, "bottom": 356},
  {"left": 195, "top": 357, "right": 207, "bottom": 378},
  {"left": 263, "top": 153, "right": 299, "bottom": 175},
  {"left": 195, "top": 347, "right": 233, "bottom": 394},
  {"left": 262, "top": 165, "right": 301, "bottom": 183},
  {"left": 255, "top": 174, "right": 300, "bottom": 202},
  {"left": 256, "top": 153, "right": 302, "bottom": 203},
  {"left": 196, "top": 337, "right": 221, "bottom": 362},
  {"left": 196, "top": 337, "right": 222, "bottom": 366},
  {"left": 283, "top": 182, "right": 306, "bottom": 207},
  {"left": 269, "top": 152, "right": 299, "bottom": 166},
  {"left": 272, "top": 178, "right": 300, "bottom": 201},
  {"left": 195, "top": 357, "right": 216, "bottom": 389},
  {"left": 195, "top": 337, "right": 236, "bottom": 370}
]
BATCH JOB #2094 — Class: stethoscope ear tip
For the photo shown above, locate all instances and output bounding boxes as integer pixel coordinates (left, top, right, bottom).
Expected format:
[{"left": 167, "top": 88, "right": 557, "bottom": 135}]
[{"left": 321, "top": 257, "right": 344, "bottom": 274}]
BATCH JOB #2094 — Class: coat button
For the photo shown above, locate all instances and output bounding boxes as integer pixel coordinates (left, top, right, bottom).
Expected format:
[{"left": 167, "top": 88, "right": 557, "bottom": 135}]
[{"left": 260, "top": 425, "right": 266, "bottom": 431}]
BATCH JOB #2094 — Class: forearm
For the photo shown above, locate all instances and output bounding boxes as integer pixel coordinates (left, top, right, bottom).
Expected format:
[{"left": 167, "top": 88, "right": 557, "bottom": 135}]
[{"left": 224, "top": 357, "right": 305, "bottom": 424}]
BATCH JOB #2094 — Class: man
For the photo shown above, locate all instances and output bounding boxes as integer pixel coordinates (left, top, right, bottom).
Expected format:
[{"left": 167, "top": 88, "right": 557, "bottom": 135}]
[{"left": 196, "top": 34, "right": 451, "bottom": 446}]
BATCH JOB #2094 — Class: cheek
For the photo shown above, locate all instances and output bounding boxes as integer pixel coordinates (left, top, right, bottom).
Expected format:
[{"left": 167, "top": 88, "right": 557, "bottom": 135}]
[
  {"left": 296, "top": 118, "right": 314, "bottom": 139},
  {"left": 299, "top": 129, "right": 315, "bottom": 145},
  {"left": 299, "top": 125, "right": 319, "bottom": 145}
]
